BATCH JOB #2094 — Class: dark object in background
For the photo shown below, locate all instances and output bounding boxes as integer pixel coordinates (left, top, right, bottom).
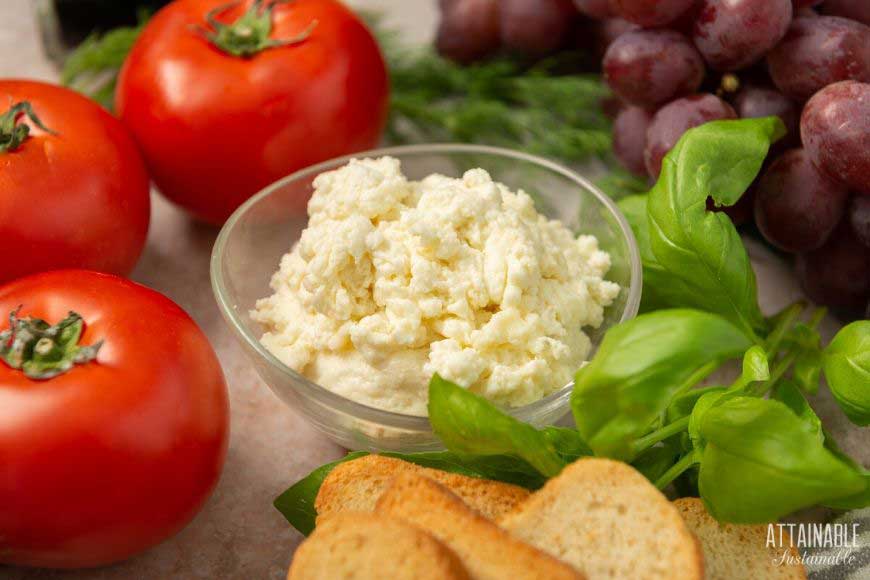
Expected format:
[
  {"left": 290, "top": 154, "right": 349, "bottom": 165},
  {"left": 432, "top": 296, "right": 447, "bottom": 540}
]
[{"left": 37, "top": 0, "right": 170, "bottom": 62}]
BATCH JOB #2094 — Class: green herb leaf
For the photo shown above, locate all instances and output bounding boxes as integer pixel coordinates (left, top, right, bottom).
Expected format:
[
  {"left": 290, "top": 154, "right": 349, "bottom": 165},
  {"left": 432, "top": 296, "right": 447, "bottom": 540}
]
[
  {"left": 771, "top": 380, "right": 823, "bottom": 442},
  {"left": 739, "top": 345, "right": 770, "bottom": 385},
  {"left": 631, "top": 442, "right": 679, "bottom": 483},
  {"left": 382, "top": 451, "right": 548, "bottom": 489},
  {"left": 665, "top": 385, "right": 727, "bottom": 424},
  {"left": 571, "top": 309, "right": 751, "bottom": 460},
  {"left": 697, "top": 396, "right": 865, "bottom": 523},
  {"left": 428, "top": 374, "right": 576, "bottom": 477},
  {"left": 793, "top": 349, "right": 823, "bottom": 395},
  {"left": 273, "top": 451, "right": 367, "bottom": 536},
  {"left": 617, "top": 195, "right": 686, "bottom": 313},
  {"left": 688, "top": 390, "right": 737, "bottom": 449},
  {"left": 823, "top": 321, "right": 870, "bottom": 426},
  {"left": 646, "top": 118, "right": 785, "bottom": 340},
  {"left": 821, "top": 431, "right": 870, "bottom": 510}
]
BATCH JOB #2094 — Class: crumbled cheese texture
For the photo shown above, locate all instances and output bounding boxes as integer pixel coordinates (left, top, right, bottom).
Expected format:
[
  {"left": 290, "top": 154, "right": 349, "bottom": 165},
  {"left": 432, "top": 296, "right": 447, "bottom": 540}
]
[{"left": 253, "top": 157, "right": 620, "bottom": 416}]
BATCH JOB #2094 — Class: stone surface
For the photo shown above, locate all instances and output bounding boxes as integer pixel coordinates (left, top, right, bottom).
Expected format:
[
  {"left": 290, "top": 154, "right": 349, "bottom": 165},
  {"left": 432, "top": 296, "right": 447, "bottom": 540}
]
[{"left": 0, "top": 1, "right": 865, "bottom": 579}]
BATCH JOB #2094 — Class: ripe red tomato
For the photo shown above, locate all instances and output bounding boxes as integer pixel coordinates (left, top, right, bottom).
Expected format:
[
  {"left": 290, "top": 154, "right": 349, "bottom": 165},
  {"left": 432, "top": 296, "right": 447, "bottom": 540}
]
[
  {"left": 0, "top": 81, "right": 151, "bottom": 284},
  {"left": 115, "top": 0, "right": 389, "bottom": 224},
  {"left": 0, "top": 270, "right": 229, "bottom": 568}
]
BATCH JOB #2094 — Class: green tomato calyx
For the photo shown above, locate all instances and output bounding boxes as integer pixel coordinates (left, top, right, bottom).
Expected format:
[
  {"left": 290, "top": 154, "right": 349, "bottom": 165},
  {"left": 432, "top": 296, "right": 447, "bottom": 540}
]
[
  {"left": 0, "top": 309, "right": 103, "bottom": 380},
  {"left": 0, "top": 101, "right": 56, "bottom": 154},
  {"left": 195, "top": 0, "right": 317, "bottom": 58}
]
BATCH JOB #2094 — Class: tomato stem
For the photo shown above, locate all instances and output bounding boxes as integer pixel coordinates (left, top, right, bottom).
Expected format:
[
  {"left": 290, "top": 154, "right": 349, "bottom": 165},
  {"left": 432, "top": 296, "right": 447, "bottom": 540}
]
[
  {"left": 0, "top": 308, "right": 103, "bottom": 380},
  {"left": 193, "top": 0, "right": 317, "bottom": 58},
  {"left": 0, "top": 101, "right": 57, "bottom": 153}
]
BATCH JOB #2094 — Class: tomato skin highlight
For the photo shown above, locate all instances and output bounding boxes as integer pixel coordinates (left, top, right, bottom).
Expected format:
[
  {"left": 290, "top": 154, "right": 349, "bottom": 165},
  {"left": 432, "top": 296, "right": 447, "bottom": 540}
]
[
  {"left": 0, "top": 81, "right": 151, "bottom": 284},
  {"left": 115, "top": 0, "right": 390, "bottom": 224},
  {"left": 0, "top": 270, "right": 229, "bottom": 569}
]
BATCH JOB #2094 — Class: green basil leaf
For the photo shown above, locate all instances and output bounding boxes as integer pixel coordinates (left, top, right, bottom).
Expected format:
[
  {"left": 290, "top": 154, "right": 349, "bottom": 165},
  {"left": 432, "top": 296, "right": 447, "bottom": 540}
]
[
  {"left": 698, "top": 397, "right": 865, "bottom": 523},
  {"left": 571, "top": 309, "right": 751, "bottom": 460},
  {"left": 273, "top": 451, "right": 368, "bottom": 536},
  {"left": 617, "top": 194, "right": 684, "bottom": 313},
  {"left": 631, "top": 442, "right": 679, "bottom": 484},
  {"left": 428, "top": 374, "right": 568, "bottom": 477},
  {"left": 824, "top": 474, "right": 870, "bottom": 510},
  {"left": 740, "top": 345, "right": 770, "bottom": 384},
  {"left": 820, "top": 430, "right": 870, "bottom": 510},
  {"left": 540, "top": 426, "right": 593, "bottom": 463},
  {"left": 688, "top": 390, "right": 737, "bottom": 449},
  {"left": 793, "top": 349, "right": 823, "bottom": 395},
  {"left": 382, "top": 451, "right": 548, "bottom": 489},
  {"left": 647, "top": 118, "right": 785, "bottom": 340},
  {"left": 787, "top": 322, "right": 821, "bottom": 351},
  {"left": 666, "top": 385, "right": 727, "bottom": 424},
  {"left": 823, "top": 321, "right": 870, "bottom": 426},
  {"left": 771, "top": 380, "right": 823, "bottom": 442}
]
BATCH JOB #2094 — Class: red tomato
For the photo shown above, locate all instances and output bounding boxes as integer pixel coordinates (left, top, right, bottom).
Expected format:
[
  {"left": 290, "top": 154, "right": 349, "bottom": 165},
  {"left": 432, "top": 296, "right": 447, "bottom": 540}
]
[
  {"left": 0, "top": 81, "right": 151, "bottom": 284},
  {"left": 0, "top": 270, "right": 229, "bottom": 568},
  {"left": 115, "top": 0, "right": 389, "bottom": 224}
]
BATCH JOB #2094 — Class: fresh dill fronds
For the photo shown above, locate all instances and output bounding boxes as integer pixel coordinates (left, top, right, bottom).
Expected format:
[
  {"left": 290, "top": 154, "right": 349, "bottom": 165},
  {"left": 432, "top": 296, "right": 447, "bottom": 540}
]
[{"left": 380, "top": 32, "right": 613, "bottom": 163}]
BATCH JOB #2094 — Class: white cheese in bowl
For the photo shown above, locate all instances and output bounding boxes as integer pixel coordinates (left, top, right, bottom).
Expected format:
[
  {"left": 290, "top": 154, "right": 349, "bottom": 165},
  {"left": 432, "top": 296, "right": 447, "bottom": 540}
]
[{"left": 252, "top": 157, "right": 619, "bottom": 416}]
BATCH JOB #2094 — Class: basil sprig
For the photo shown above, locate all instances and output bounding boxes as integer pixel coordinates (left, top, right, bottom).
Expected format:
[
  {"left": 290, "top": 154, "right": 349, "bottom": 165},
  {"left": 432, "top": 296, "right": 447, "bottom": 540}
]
[
  {"left": 823, "top": 321, "right": 870, "bottom": 426},
  {"left": 646, "top": 118, "right": 784, "bottom": 341},
  {"left": 571, "top": 309, "right": 750, "bottom": 460}
]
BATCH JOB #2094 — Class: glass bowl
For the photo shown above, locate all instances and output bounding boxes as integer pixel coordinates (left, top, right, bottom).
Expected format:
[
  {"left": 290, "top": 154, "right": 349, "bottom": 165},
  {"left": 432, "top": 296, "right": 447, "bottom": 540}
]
[{"left": 211, "top": 144, "right": 642, "bottom": 452}]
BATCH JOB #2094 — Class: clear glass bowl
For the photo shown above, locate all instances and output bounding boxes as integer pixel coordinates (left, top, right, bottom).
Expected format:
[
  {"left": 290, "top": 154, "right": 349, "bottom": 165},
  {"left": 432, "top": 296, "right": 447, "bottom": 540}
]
[{"left": 211, "top": 144, "right": 642, "bottom": 452}]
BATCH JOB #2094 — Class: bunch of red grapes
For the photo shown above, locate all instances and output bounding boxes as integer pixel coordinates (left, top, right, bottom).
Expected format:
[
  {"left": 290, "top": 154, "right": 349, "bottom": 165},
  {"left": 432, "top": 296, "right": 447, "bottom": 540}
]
[{"left": 436, "top": 0, "right": 870, "bottom": 319}]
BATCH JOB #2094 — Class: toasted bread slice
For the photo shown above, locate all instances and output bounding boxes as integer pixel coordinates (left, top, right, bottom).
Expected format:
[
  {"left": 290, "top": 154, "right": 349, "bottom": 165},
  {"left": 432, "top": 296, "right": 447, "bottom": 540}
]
[
  {"left": 674, "top": 498, "right": 806, "bottom": 580},
  {"left": 499, "top": 458, "right": 703, "bottom": 580},
  {"left": 376, "top": 473, "right": 584, "bottom": 580},
  {"left": 315, "top": 454, "right": 530, "bottom": 522},
  {"left": 288, "top": 511, "right": 470, "bottom": 580}
]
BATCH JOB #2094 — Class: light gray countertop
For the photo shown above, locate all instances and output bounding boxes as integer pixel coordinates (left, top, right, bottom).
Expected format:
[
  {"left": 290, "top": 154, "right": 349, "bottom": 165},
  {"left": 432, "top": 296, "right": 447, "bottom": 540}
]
[{"left": 1, "top": 1, "right": 865, "bottom": 578}]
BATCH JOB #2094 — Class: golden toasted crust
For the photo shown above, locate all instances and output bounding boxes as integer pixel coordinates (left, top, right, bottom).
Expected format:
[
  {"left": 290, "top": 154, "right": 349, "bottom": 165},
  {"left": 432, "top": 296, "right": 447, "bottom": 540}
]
[
  {"left": 315, "top": 454, "right": 530, "bottom": 522},
  {"left": 376, "top": 473, "right": 584, "bottom": 580},
  {"left": 674, "top": 498, "right": 807, "bottom": 580},
  {"left": 288, "top": 511, "right": 470, "bottom": 580},
  {"left": 499, "top": 458, "right": 704, "bottom": 580}
]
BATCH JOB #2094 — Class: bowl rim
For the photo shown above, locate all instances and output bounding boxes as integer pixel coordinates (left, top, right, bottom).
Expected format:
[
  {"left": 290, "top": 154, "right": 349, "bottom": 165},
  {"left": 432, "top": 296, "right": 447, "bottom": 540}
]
[{"left": 211, "top": 143, "right": 643, "bottom": 430}]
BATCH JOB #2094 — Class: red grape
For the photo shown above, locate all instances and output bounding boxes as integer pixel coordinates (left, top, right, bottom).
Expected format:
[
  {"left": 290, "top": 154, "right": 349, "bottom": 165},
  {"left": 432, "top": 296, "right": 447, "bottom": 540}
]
[
  {"left": 767, "top": 16, "right": 870, "bottom": 101},
  {"left": 603, "top": 29, "right": 705, "bottom": 108},
  {"left": 573, "top": 0, "right": 613, "bottom": 19},
  {"left": 849, "top": 196, "right": 870, "bottom": 249},
  {"left": 733, "top": 86, "right": 800, "bottom": 147},
  {"left": 754, "top": 148, "right": 848, "bottom": 252},
  {"left": 593, "top": 18, "right": 638, "bottom": 60},
  {"left": 801, "top": 81, "right": 870, "bottom": 195},
  {"left": 600, "top": 95, "right": 625, "bottom": 120},
  {"left": 436, "top": 0, "right": 501, "bottom": 64},
  {"left": 796, "top": 222, "right": 870, "bottom": 315},
  {"left": 613, "top": 106, "right": 653, "bottom": 177},
  {"left": 644, "top": 94, "right": 737, "bottom": 178},
  {"left": 791, "top": 0, "right": 822, "bottom": 8},
  {"left": 821, "top": 0, "right": 870, "bottom": 26},
  {"left": 610, "top": 0, "right": 695, "bottom": 28},
  {"left": 693, "top": 0, "right": 793, "bottom": 71},
  {"left": 499, "top": 0, "right": 577, "bottom": 58}
]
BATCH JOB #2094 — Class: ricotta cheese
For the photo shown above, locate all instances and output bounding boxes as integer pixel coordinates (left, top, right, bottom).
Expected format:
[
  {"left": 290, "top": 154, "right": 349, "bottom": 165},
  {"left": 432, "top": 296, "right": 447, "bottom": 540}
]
[{"left": 253, "top": 157, "right": 620, "bottom": 416}]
